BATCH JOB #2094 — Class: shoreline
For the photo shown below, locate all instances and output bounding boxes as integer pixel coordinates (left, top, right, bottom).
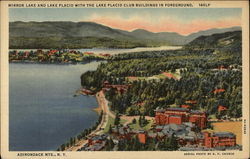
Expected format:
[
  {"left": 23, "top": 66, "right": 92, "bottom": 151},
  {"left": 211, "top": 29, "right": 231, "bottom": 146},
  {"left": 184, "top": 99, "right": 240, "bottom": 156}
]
[
  {"left": 63, "top": 91, "right": 108, "bottom": 151},
  {"left": 9, "top": 60, "right": 104, "bottom": 65},
  {"left": 9, "top": 45, "right": 182, "bottom": 50}
]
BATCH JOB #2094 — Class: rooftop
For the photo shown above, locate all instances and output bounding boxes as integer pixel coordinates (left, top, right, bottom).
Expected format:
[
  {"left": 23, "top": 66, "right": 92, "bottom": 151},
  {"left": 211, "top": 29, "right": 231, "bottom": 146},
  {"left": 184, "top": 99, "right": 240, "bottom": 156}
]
[
  {"left": 166, "top": 107, "right": 189, "bottom": 112},
  {"left": 155, "top": 107, "right": 165, "bottom": 112},
  {"left": 169, "top": 115, "right": 182, "bottom": 118},
  {"left": 213, "top": 132, "right": 235, "bottom": 138},
  {"left": 190, "top": 110, "right": 205, "bottom": 114},
  {"left": 213, "top": 88, "right": 225, "bottom": 93}
]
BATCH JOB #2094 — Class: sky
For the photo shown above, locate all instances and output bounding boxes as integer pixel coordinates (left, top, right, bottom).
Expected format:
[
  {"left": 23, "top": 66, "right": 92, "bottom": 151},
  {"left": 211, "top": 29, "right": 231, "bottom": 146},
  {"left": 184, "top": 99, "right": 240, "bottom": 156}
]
[{"left": 9, "top": 8, "right": 241, "bottom": 35}]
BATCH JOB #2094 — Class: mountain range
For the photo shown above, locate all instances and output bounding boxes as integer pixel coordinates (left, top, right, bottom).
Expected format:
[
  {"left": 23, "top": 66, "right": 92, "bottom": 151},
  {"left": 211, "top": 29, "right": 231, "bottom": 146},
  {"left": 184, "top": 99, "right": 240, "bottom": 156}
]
[{"left": 9, "top": 21, "right": 241, "bottom": 49}]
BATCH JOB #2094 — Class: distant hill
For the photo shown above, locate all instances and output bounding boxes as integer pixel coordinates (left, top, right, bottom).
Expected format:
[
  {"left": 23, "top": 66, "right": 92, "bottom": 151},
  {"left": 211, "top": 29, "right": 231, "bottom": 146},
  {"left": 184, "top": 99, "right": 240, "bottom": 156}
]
[
  {"left": 9, "top": 21, "right": 241, "bottom": 49},
  {"left": 185, "top": 31, "right": 241, "bottom": 49},
  {"left": 185, "top": 31, "right": 242, "bottom": 57},
  {"left": 131, "top": 29, "right": 185, "bottom": 46},
  {"left": 185, "top": 26, "right": 241, "bottom": 44}
]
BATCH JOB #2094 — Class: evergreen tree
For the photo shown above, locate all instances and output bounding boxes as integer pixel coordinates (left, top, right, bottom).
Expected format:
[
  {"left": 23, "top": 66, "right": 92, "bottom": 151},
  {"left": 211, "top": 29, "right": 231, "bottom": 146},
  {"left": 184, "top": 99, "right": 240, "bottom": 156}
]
[
  {"left": 168, "top": 134, "right": 179, "bottom": 150},
  {"left": 114, "top": 113, "right": 120, "bottom": 125},
  {"left": 132, "top": 118, "right": 136, "bottom": 124},
  {"left": 108, "top": 124, "right": 113, "bottom": 134},
  {"left": 139, "top": 116, "right": 142, "bottom": 126},
  {"left": 60, "top": 144, "right": 65, "bottom": 151}
]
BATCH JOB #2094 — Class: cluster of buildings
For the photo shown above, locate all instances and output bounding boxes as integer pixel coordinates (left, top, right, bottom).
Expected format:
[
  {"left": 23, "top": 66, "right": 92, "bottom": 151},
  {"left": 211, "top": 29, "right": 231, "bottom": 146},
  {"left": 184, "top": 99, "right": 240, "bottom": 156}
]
[
  {"left": 77, "top": 94, "right": 237, "bottom": 151},
  {"left": 84, "top": 52, "right": 111, "bottom": 57},
  {"left": 9, "top": 49, "right": 110, "bottom": 63},
  {"left": 102, "top": 81, "right": 131, "bottom": 94},
  {"left": 74, "top": 80, "right": 237, "bottom": 151},
  {"left": 76, "top": 105, "right": 237, "bottom": 151},
  {"left": 155, "top": 123, "right": 202, "bottom": 145},
  {"left": 79, "top": 120, "right": 237, "bottom": 151},
  {"left": 155, "top": 107, "right": 207, "bottom": 129},
  {"left": 154, "top": 106, "right": 237, "bottom": 149},
  {"left": 203, "top": 132, "right": 236, "bottom": 148},
  {"left": 79, "top": 134, "right": 108, "bottom": 151},
  {"left": 99, "top": 53, "right": 111, "bottom": 57},
  {"left": 76, "top": 82, "right": 237, "bottom": 151}
]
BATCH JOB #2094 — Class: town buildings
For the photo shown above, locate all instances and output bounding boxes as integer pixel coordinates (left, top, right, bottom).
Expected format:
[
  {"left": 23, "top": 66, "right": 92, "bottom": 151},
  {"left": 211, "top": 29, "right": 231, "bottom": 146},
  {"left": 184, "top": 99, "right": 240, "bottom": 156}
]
[
  {"left": 155, "top": 107, "right": 207, "bottom": 129},
  {"left": 80, "top": 134, "right": 108, "bottom": 151},
  {"left": 203, "top": 132, "right": 236, "bottom": 148},
  {"left": 154, "top": 107, "right": 237, "bottom": 149},
  {"left": 102, "top": 81, "right": 130, "bottom": 94}
]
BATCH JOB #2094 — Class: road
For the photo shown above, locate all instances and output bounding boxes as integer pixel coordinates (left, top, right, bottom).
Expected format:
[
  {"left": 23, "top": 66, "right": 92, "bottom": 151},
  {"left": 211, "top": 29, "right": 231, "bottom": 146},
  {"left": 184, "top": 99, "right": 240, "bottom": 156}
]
[
  {"left": 64, "top": 90, "right": 154, "bottom": 151},
  {"left": 98, "top": 90, "right": 115, "bottom": 118},
  {"left": 64, "top": 90, "right": 111, "bottom": 151}
]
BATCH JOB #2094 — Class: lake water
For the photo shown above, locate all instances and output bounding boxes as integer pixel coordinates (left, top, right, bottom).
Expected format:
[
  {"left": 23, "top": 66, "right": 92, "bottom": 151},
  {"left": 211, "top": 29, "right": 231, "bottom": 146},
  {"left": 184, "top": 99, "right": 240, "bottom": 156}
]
[
  {"left": 9, "top": 62, "right": 101, "bottom": 151},
  {"left": 77, "top": 46, "right": 182, "bottom": 55},
  {"left": 10, "top": 46, "right": 182, "bottom": 55},
  {"left": 8, "top": 46, "right": 181, "bottom": 151}
]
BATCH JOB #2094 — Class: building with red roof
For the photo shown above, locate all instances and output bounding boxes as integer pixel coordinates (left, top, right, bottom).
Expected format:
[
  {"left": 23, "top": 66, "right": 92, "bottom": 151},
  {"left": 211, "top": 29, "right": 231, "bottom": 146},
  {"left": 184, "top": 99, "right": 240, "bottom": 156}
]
[
  {"left": 181, "top": 105, "right": 191, "bottom": 109},
  {"left": 84, "top": 52, "right": 94, "bottom": 55},
  {"left": 213, "top": 89, "right": 225, "bottom": 94},
  {"left": 155, "top": 107, "right": 207, "bottom": 129},
  {"left": 218, "top": 105, "right": 228, "bottom": 112},
  {"left": 99, "top": 53, "right": 111, "bottom": 57},
  {"left": 203, "top": 132, "right": 236, "bottom": 148},
  {"left": 24, "top": 51, "right": 30, "bottom": 57},
  {"left": 102, "top": 81, "right": 131, "bottom": 93},
  {"left": 217, "top": 65, "right": 228, "bottom": 70},
  {"left": 48, "top": 49, "right": 58, "bottom": 56},
  {"left": 137, "top": 130, "right": 147, "bottom": 144},
  {"left": 162, "top": 72, "right": 177, "bottom": 80}
]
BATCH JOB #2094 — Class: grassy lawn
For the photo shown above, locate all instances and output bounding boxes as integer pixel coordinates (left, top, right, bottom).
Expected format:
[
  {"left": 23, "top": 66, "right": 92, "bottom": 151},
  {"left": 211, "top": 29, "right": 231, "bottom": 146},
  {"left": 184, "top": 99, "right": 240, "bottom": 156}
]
[
  {"left": 171, "top": 72, "right": 181, "bottom": 80},
  {"left": 154, "top": 72, "right": 181, "bottom": 80},
  {"left": 202, "top": 121, "right": 242, "bottom": 145},
  {"left": 129, "top": 122, "right": 141, "bottom": 130},
  {"left": 127, "top": 73, "right": 180, "bottom": 82},
  {"left": 103, "top": 116, "right": 114, "bottom": 133},
  {"left": 143, "top": 119, "right": 154, "bottom": 131},
  {"left": 169, "top": 104, "right": 177, "bottom": 108},
  {"left": 208, "top": 114, "right": 217, "bottom": 119},
  {"left": 129, "top": 119, "right": 153, "bottom": 131},
  {"left": 137, "top": 77, "right": 148, "bottom": 80},
  {"left": 154, "top": 74, "right": 166, "bottom": 79},
  {"left": 212, "top": 121, "right": 242, "bottom": 145},
  {"left": 187, "top": 72, "right": 203, "bottom": 78},
  {"left": 120, "top": 119, "right": 128, "bottom": 125}
]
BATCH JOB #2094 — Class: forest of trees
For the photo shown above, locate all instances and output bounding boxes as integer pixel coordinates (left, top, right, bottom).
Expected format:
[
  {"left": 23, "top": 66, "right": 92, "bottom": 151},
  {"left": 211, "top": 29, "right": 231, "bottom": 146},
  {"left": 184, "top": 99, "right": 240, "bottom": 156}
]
[
  {"left": 80, "top": 31, "right": 242, "bottom": 119},
  {"left": 106, "top": 70, "right": 241, "bottom": 117}
]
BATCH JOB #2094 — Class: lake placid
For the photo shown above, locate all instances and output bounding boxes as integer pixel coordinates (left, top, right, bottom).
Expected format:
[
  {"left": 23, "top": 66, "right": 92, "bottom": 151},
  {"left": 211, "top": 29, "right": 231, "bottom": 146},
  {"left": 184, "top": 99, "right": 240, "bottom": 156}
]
[
  {"left": 10, "top": 46, "right": 182, "bottom": 55},
  {"left": 9, "top": 62, "right": 101, "bottom": 151},
  {"left": 77, "top": 46, "right": 182, "bottom": 55}
]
